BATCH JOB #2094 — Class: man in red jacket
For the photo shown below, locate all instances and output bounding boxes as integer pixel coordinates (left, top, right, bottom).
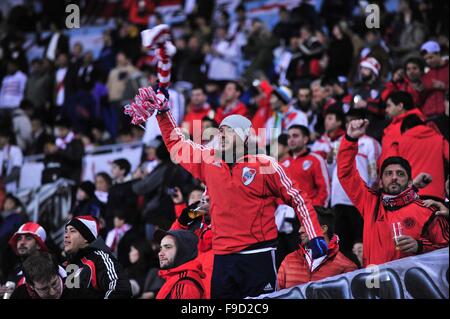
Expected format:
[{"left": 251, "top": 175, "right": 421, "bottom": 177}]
[
  {"left": 214, "top": 81, "right": 250, "bottom": 124},
  {"left": 277, "top": 207, "right": 357, "bottom": 290},
  {"left": 419, "top": 41, "right": 449, "bottom": 119},
  {"left": 395, "top": 114, "right": 449, "bottom": 201},
  {"left": 282, "top": 124, "right": 330, "bottom": 207},
  {"left": 182, "top": 86, "right": 214, "bottom": 137},
  {"left": 154, "top": 229, "right": 206, "bottom": 299},
  {"left": 381, "top": 57, "right": 424, "bottom": 107},
  {"left": 380, "top": 91, "right": 426, "bottom": 163},
  {"left": 338, "top": 118, "right": 449, "bottom": 267},
  {"left": 155, "top": 95, "right": 327, "bottom": 299}
]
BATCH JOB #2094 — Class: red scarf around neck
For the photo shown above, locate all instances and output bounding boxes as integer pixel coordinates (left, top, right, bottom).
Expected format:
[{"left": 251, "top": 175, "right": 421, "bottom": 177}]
[{"left": 381, "top": 187, "right": 419, "bottom": 210}]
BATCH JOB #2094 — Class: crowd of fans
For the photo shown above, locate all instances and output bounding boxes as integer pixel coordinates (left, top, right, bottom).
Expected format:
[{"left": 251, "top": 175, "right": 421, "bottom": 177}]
[{"left": 0, "top": 0, "right": 449, "bottom": 299}]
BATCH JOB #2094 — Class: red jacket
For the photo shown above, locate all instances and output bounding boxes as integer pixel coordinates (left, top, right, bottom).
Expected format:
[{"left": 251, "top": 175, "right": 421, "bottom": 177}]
[
  {"left": 214, "top": 101, "right": 250, "bottom": 124},
  {"left": 380, "top": 108, "right": 426, "bottom": 163},
  {"left": 420, "top": 61, "right": 449, "bottom": 117},
  {"left": 170, "top": 216, "right": 213, "bottom": 298},
  {"left": 157, "top": 111, "right": 323, "bottom": 255},
  {"left": 156, "top": 259, "right": 206, "bottom": 299},
  {"left": 338, "top": 135, "right": 449, "bottom": 267},
  {"left": 281, "top": 150, "right": 330, "bottom": 207},
  {"left": 277, "top": 235, "right": 357, "bottom": 289},
  {"left": 381, "top": 78, "right": 422, "bottom": 107},
  {"left": 395, "top": 125, "right": 449, "bottom": 200},
  {"left": 182, "top": 103, "right": 214, "bottom": 137}
]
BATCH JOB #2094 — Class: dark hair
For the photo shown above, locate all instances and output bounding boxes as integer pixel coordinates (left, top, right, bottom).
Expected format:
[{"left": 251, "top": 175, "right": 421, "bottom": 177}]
[
  {"left": 5, "top": 193, "right": 22, "bottom": 208},
  {"left": 314, "top": 206, "right": 335, "bottom": 239},
  {"left": 400, "top": 114, "right": 425, "bottom": 133},
  {"left": 112, "top": 158, "right": 131, "bottom": 176},
  {"left": 288, "top": 124, "right": 311, "bottom": 139},
  {"left": 277, "top": 133, "right": 288, "bottom": 146},
  {"left": 23, "top": 252, "right": 59, "bottom": 286},
  {"left": 387, "top": 91, "right": 415, "bottom": 110},
  {"left": 404, "top": 57, "right": 425, "bottom": 73},
  {"left": 325, "top": 105, "right": 345, "bottom": 127},
  {"left": 191, "top": 86, "right": 205, "bottom": 94},
  {"left": 54, "top": 117, "right": 72, "bottom": 129},
  {"left": 346, "top": 108, "right": 368, "bottom": 120},
  {"left": 113, "top": 208, "right": 131, "bottom": 223},
  {"left": 380, "top": 157, "right": 412, "bottom": 179},
  {"left": 226, "top": 81, "right": 243, "bottom": 95},
  {"left": 95, "top": 172, "right": 112, "bottom": 188}
]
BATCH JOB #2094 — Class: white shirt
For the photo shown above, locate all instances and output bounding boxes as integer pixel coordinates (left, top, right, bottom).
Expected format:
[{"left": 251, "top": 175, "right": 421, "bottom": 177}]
[
  {"left": 330, "top": 135, "right": 381, "bottom": 206},
  {"left": 0, "top": 71, "right": 27, "bottom": 109},
  {"left": 264, "top": 106, "right": 308, "bottom": 146}
]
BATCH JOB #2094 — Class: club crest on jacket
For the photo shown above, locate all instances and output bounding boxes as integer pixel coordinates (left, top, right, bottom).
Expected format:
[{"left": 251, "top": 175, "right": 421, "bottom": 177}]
[{"left": 242, "top": 167, "right": 256, "bottom": 186}]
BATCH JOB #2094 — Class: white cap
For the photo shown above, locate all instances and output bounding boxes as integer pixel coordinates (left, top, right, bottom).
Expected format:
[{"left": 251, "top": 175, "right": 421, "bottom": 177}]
[
  {"left": 219, "top": 115, "right": 252, "bottom": 142},
  {"left": 421, "top": 40, "right": 441, "bottom": 54}
]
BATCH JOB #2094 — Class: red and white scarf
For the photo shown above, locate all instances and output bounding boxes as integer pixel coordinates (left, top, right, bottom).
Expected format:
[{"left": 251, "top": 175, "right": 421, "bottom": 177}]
[{"left": 381, "top": 187, "right": 419, "bottom": 210}]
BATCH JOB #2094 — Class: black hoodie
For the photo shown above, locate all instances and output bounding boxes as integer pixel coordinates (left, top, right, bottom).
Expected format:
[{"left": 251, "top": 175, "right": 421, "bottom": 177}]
[
  {"left": 154, "top": 229, "right": 199, "bottom": 268},
  {"left": 65, "top": 237, "right": 132, "bottom": 299}
]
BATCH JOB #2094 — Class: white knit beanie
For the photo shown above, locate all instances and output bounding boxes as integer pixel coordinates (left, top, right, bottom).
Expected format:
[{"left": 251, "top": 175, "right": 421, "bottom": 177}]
[{"left": 219, "top": 115, "right": 252, "bottom": 143}]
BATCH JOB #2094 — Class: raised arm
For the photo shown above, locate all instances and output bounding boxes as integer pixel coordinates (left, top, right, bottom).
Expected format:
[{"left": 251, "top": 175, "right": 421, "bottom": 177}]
[{"left": 337, "top": 120, "right": 377, "bottom": 218}]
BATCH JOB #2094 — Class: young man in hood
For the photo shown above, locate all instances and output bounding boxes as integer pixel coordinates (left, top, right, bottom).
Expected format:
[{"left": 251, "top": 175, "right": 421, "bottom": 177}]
[
  {"left": 277, "top": 207, "right": 357, "bottom": 289},
  {"left": 154, "top": 229, "right": 206, "bottom": 299},
  {"left": 63, "top": 215, "right": 132, "bottom": 299},
  {"left": 337, "top": 118, "right": 449, "bottom": 266}
]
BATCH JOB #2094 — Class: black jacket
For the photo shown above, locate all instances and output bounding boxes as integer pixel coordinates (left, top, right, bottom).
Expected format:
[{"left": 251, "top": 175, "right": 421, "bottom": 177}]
[{"left": 65, "top": 237, "right": 131, "bottom": 299}]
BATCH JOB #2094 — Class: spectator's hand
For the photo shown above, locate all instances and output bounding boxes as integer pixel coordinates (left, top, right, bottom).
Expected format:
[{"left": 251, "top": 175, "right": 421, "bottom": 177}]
[
  {"left": 432, "top": 80, "right": 446, "bottom": 90},
  {"left": 422, "top": 199, "right": 449, "bottom": 218},
  {"left": 347, "top": 119, "right": 369, "bottom": 139},
  {"left": 140, "top": 291, "right": 155, "bottom": 299},
  {"left": 171, "top": 187, "right": 183, "bottom": 204},
  {"left": 393, "top": 69, "right": 404, "bottom": 82},
  {"left": 307, "top": 236, "right": 328, "bottom": 259},
  {"left": 397, "top": 235, "right": 419, "bottom": 253},
  {"left": 413, "top": 172, "right": 432, "bottom": 189}
]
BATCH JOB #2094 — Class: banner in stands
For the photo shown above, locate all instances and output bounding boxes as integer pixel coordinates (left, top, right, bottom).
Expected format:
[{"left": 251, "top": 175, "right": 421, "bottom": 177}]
[{"left": 252, "top": 248, "right": 449, "bottom": 299}]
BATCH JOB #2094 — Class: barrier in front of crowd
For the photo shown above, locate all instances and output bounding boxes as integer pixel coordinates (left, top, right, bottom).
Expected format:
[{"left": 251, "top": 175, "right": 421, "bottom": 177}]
[{"left": 251, "top": 248, "right": 449, "bottom": 299}]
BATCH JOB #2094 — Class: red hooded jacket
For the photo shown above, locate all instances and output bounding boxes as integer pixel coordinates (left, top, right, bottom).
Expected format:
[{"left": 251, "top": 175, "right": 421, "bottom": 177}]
[
  {"left": 170, "top": 216, "right": 213, "bottom": 299},
  {"left": 277, "top": 235, "right": 357, "bottom": 290},
  {"left": 380, "top": 108, "right": 426, "bottom": 163},
  {"left": 420, "top": 61, "right": 449, "bottom": 117},
  {"left": 156, "top": 259, "right": 206, "bottom": 299},
  {"left": 395, "top": 125, "right": 449, "bottom": 200},
  {"left": 338, "top": 135, "right": 449, "bottom": 267},
  {"left": 157, "top": 111, "right": 323, "bottom": 255}
]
